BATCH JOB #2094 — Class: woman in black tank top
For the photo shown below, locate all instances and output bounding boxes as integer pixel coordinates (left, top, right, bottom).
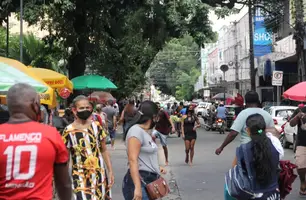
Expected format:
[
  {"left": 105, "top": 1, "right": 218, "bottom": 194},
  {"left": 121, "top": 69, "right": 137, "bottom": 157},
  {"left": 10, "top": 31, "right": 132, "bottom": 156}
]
[{"left": 181, "top": 105, "right": 201, "bottom": 166}]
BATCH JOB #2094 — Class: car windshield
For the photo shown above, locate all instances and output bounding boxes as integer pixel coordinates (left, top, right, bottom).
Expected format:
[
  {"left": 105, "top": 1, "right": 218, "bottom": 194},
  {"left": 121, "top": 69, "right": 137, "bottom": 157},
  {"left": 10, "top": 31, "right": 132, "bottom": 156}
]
[
  {"left": 198, "top": 103, "right": 206, "bottom": 107},
  {"left": 275, "top": 109, "right": 295, "bottom": 118}
]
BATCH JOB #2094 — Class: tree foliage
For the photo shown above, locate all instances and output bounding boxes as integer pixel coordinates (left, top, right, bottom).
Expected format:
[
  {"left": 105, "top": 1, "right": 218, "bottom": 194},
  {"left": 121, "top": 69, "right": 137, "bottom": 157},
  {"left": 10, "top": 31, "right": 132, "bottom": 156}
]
[
  {"left": 148, "top": 34, "right": 201, "bottom": 100},
  {"left": 0, "top": 27, "right": 65, "bottom": 73},
  {"left": 2, "top": 0, "right": 286, "bottom": 97},
  {"left": 1, "top": 0, "right": 217, "bottom": 97}
]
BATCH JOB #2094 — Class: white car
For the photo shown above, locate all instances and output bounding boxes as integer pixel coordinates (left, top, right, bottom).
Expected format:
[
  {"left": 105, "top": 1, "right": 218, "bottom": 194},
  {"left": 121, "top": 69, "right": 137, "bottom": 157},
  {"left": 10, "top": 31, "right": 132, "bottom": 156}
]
[
  {"left": 195, "top": 102, "right": 211, "bottom": 117},
  {"left": 265, "top": 106, "right": 297, "bottom": 133}
]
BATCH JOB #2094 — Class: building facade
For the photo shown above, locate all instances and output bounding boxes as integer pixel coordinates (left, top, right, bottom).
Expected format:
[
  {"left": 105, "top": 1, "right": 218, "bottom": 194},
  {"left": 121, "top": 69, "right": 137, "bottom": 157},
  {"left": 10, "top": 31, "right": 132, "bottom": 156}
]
[
  {"left": 195, "top": 0, "right": 298, "bottom": 103},
  {"left": 217, "top": 13, "right": 251, "bottom": 97}
]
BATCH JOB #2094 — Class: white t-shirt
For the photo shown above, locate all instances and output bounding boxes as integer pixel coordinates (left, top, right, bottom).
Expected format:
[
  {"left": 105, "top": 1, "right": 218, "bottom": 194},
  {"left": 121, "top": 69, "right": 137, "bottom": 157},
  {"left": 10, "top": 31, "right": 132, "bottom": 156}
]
[{"left": 266, "top": 132, "right": 284, "bottom": 159}]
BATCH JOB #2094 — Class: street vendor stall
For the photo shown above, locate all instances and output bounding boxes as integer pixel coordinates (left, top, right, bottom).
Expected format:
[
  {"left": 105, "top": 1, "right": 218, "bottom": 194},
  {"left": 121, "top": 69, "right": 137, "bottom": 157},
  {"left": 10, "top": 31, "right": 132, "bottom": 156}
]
[
  {"left": 0, "top": 57, "right": 56, "bottom": 108},
  {"left": 27, "top": 67, "right": 73, "bottom": 92}
]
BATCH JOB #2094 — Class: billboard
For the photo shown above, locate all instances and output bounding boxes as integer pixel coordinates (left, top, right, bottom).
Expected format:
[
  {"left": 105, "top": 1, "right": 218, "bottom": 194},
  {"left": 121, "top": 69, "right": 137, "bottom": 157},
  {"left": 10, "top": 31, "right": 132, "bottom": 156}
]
[{"left": 254, "top": 8, "right": 272, "bottom": 57}]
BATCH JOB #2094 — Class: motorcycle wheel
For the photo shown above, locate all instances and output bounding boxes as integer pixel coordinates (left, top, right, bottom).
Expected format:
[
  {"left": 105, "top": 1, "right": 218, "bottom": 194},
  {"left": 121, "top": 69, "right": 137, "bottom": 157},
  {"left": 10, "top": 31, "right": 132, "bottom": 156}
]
[
  {"left": 203, "top": 120, "right": 211, "bottom": 131},
  {"left": 204, "top": 125, "right": 211, "bottom": 131}
]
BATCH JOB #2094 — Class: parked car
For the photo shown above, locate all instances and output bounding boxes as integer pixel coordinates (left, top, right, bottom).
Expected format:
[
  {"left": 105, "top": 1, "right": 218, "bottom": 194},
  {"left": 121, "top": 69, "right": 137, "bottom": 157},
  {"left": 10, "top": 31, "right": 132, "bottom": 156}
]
[{"left": 264, "top": 106, "right": 297, "bottom": 133}]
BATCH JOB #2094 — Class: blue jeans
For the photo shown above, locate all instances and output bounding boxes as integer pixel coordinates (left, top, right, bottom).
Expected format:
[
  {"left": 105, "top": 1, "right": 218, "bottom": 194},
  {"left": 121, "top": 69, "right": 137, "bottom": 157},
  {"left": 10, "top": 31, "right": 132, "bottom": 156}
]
[{"left": 122, "top": 170, "right": 158, "bottom": 200}]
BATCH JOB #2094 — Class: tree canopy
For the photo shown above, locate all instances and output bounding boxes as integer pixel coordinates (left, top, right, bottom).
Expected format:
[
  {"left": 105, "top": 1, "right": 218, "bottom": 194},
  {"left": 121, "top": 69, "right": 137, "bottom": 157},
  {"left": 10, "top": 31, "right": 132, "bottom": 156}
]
[
  {"left": 148, "top": 34, "right": 201, "bottom": 101},
  {"left": 0, "top": 0, "right": 285, "bottom": 97},
  {"left": 0, "top": 27, "right": 65, "bottom": 72}
]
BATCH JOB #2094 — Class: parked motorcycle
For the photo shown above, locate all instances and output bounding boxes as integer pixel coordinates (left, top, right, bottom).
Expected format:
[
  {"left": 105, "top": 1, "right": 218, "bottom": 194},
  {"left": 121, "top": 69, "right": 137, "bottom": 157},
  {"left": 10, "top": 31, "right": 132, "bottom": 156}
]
[{"left": 216, "top": 118, "right": 225, "bottom": 134}]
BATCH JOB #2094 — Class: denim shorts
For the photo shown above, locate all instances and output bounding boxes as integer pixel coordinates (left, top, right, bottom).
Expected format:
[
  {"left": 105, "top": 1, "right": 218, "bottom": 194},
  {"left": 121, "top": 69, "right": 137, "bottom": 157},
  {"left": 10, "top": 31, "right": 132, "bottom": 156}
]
[
  {"left": 108, "top": 128, "right": 116, "bottom": 139},
  {"left": 153, "top": 130, "right": 168, "bottom": 146},
  {"left": 122, "top": 170, "right": 159, "bottom": 200}
]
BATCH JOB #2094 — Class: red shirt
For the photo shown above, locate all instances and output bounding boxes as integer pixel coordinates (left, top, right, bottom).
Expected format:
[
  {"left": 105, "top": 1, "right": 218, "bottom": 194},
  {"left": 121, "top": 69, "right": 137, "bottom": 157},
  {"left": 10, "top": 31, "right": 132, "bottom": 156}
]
[
  {"left": 155, "top": 110, "right": 171, "bottom": 135},
  {"left": 0, "top": 121, "right": 68, "bottom": 200}
]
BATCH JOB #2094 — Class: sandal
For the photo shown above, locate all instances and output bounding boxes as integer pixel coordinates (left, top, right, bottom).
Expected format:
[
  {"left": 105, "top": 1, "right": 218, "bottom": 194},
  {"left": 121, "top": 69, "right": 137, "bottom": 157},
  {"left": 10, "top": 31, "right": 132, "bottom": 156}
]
[{"left": 299, "top": 188, "right": 306, "bottom": 197}]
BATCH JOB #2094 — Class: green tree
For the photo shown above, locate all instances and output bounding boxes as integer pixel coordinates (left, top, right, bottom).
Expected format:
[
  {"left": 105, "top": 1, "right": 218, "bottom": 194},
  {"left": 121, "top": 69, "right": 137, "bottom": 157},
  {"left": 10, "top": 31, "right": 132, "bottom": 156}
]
[
  {"left": 2, "top": 0, "right": 217, "bottom": 97},
  {"left": 0, "top": 27, "right": 66, "bottom": 73},
  {"left": 1, "top": 0, "right": 283, "bottom": 97},
  {"left": 148, "top": 34, "right": 201, "bottom": 100}
]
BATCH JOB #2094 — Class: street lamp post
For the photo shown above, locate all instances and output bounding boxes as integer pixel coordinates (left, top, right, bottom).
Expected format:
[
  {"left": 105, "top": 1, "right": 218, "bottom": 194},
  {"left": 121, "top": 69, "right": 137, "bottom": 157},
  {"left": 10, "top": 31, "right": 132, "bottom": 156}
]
[
  {"left": 220, "top": 64, "right": 229, "bottom": 102},
  {"left": 20, "top": 0, "right": 23, "bottom": 63}
]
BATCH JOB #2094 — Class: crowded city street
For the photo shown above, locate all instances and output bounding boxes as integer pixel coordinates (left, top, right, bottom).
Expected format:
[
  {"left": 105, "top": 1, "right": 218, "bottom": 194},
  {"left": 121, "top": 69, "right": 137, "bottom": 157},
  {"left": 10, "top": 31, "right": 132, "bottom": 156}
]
[
  {"left": 110, "top": 120, "right": 299, "bottom": 200},
  {"left": 2, "top": 0, "right": 306, "bottom": 200}
]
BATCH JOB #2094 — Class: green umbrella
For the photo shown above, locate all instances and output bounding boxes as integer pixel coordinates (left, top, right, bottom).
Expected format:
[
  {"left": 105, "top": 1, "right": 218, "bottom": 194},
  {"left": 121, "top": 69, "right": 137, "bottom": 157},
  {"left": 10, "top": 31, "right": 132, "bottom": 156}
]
[
  {"left": 71, "top": 75, "right": 117, "bottom": 90},
  {"left": 0, "top": 62, "right": 48, "bottom": 94}
]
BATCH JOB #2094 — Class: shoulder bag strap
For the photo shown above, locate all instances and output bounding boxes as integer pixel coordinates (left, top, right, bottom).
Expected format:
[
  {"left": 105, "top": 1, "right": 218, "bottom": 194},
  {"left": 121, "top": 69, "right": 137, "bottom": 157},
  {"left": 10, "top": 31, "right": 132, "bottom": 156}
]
[{"left": 138, "top": 154, "right": 159, "bottom": 175}]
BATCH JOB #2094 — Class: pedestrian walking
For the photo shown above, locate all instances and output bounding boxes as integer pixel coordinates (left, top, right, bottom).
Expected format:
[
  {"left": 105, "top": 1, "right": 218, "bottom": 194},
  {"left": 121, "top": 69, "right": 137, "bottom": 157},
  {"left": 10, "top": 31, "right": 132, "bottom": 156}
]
[
  {"left": 289, "top": 106, "right": 306, "bottom": 196},
  {"left": 119, "top": 99, "right": 137, "bottom": 134},
  {"left": 164, "top": 103, "right": 172, "bottom": 116},
  {"left": 152, "top": 102, "right": 175, "bottom": 166},
  {"left": 62, "top": 95, "right": 114, "bottom": 200},
  {"left": 122, "top": 101, "right": 167, "bottom": 200},
  {"left": 181, "top": 105, "right": 201, "bottom": 166},
  {"left": 225, "top": 114, "right": 282, "bottom": 200},
  {"left": 0, "top": 83, "right": 71, "bottom": 200},
  {"left": 102, "top": 100, "right": 118, "bottom": 149},
  {"left": 96, "top": 104, "right": 108, "bottom": 127},
  {"left": 63, "top": 107, "right": 74, "bottom": 124},
  {"left": 215, "top": 91, "right": 278, "bottom": 156}
]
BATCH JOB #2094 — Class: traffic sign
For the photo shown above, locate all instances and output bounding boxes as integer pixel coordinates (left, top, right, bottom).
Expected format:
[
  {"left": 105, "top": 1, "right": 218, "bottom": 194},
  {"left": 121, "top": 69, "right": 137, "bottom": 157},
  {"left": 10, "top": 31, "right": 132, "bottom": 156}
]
[
  {"left": 57, "top": 88, "right": 71, "bottom": 99},
  {"left": 272, "top": 71, "right": 283, "bottom": 86}
]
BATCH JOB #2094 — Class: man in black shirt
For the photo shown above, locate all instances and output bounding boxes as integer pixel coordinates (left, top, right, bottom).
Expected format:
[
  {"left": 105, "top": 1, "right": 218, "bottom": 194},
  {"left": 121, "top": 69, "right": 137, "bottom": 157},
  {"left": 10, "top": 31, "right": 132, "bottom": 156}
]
[{"left": 290, "top": 106, "right": 306, "bottom": 196}]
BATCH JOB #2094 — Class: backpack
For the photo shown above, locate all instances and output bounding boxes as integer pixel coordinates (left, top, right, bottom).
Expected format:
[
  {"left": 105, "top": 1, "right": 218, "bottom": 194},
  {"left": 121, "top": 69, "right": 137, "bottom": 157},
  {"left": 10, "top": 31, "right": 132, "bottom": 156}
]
[{"left": 225, "top": 144, "right": 256, "bottom": 199}]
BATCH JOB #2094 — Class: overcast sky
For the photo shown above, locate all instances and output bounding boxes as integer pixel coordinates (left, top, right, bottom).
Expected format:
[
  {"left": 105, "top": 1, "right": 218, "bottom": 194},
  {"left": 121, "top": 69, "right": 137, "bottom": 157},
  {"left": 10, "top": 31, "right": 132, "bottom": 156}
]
[{"left": 209, "top": 7, "right": 248, "bottom": 32}]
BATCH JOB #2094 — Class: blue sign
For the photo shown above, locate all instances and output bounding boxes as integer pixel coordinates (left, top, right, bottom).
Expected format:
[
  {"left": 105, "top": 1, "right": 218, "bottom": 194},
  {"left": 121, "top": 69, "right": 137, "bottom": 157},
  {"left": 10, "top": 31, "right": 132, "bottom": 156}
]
[{"left": 254, "top": 9, "right": 272, "bottom": 57}]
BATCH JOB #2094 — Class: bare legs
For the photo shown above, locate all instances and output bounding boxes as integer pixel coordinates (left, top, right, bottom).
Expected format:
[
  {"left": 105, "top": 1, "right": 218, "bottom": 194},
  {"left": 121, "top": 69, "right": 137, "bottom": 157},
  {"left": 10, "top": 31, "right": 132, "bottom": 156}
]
[
  {"left": 184, "top": 139, "right": 196, "bottom": 166},
  {"left": 184, "top": 140, "right": 190, "bottom": 164},
  {"left": 162, "top": 146, "right": 169, "bottom": 166},
  {"left": 298, "top": 168, "right": 306, "bottom": 195},
  {"left": 190, "top": 139, "right": 196, "bottom": 165}
]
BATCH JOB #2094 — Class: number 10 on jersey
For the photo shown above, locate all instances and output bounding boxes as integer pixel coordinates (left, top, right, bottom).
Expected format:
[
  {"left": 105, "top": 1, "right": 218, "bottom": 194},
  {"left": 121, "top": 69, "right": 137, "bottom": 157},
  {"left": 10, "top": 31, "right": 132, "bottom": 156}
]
[{"left": 4, "top": 145, "right": 37, "bottom": 180}]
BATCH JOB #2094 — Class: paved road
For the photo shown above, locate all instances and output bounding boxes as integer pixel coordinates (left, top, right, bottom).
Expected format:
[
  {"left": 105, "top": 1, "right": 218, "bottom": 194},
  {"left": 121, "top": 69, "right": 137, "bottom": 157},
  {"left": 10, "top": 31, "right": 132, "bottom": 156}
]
[{"left": 109, "top": 127, "right": 300, "bottom": 200}]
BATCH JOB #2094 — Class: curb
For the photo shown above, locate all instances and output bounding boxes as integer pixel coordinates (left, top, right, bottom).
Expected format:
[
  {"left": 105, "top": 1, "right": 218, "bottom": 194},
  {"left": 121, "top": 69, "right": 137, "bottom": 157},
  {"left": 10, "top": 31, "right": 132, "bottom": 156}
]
[{"left": 158, "top": 146, "right": 182, "bottom": 200}]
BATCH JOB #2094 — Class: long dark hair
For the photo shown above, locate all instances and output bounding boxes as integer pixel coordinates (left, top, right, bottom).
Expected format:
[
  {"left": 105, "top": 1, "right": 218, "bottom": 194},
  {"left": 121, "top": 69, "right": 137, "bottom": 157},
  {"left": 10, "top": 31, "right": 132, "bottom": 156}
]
[
  {"left": 123, "top": 101, "right": 158, "bottom": 140},
  {"left": 246, "top": 114, "right": 272, "bottom": 185}
]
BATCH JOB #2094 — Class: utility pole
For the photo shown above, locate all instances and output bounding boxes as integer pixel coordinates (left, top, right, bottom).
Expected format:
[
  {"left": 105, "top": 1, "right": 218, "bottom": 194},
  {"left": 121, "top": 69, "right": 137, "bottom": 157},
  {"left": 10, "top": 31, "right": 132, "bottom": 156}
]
[
  {"left": 20, "top": 0, "right": 23, "bottom": 63},
  {"left": 6, "top": 14, "right": 9, "bottom": 57},
  {"left": 248, "top": 0, "right": 256, "bottom": 91},
  {"left": 233, "top": 21, "right": 239, "bottom": 94},
  {"left": 295, "top": 0, "right": 305, "bottom": 81}
]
